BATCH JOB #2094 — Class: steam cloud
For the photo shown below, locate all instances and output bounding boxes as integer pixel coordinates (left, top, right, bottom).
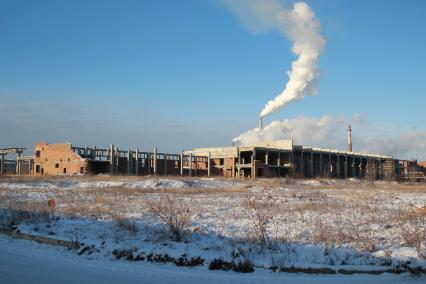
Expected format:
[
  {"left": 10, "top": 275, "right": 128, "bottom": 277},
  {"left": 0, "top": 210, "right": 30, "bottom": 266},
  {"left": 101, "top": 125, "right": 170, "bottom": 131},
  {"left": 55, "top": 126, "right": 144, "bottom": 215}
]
[
  {"left": 232, "top": 114, "right": 426, "bottom": 160},
  {"left": 220, "top": 0, "right": 325, "bottom": 117},
  {"left": 259, "top": 1, "right": 325, "bottom": 117}
]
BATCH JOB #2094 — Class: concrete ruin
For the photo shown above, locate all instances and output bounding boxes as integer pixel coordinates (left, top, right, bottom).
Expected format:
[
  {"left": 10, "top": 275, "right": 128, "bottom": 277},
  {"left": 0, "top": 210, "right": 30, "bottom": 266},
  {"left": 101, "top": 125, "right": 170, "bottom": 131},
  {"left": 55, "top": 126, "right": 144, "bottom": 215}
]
[
  {"left": 0, "top": 139, "right": 423, "bottom": 180},
  {"left": 184, "top": 139, "right": 403, "bottom": 179}
]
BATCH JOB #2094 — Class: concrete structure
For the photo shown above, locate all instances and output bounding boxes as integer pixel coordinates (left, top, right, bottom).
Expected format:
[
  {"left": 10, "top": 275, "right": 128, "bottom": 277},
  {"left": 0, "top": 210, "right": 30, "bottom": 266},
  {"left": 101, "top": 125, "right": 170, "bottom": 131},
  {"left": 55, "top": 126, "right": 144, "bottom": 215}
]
[
  {"left": 1, "top": 140, "right": 420, "bottom": 181},
  {"left": 32, "top": 141, "right": 181, "bottom": 176},
  {"left": 184, "top": 139, "right": 401, "bottom": 180},
  {"left": 0, "top": 147, "right": 27, "bottom": 176}
]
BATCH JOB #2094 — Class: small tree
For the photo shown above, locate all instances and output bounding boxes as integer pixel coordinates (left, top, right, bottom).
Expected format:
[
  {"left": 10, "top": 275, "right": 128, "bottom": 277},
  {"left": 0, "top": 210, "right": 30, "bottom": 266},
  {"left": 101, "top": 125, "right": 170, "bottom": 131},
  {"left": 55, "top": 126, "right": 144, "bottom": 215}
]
[{"left": 147, "top": 193, "right": 193, "bottom": 242}]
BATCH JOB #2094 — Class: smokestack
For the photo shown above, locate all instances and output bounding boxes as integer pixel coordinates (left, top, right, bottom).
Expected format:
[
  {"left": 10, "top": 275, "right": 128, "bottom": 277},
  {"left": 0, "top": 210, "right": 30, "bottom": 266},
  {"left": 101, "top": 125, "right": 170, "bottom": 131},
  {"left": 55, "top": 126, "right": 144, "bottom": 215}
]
[
  {"left": 347, "top": 125, "right": 352, "bottom": 152},
  {"left": 259, "top": 116, "right": 263, "bottom": 130}
]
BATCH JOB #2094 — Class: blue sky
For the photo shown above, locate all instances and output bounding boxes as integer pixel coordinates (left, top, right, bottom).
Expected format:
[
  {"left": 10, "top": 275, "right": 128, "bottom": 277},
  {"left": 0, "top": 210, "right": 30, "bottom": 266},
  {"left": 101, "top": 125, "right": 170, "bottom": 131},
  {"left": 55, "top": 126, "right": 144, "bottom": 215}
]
[{"left": 1, "top": 0, "right": 425, "bottom": 156}]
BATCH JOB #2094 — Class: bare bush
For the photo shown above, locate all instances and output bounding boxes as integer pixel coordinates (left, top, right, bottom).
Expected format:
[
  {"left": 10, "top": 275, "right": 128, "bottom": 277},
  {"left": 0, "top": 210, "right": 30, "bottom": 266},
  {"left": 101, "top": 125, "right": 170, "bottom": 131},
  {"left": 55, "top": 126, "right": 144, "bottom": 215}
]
[
  {"left": 147, "top": 193, "right": 193, "bottom": 242},
  {"left": 243, "top": 197, "right": 274, "bottom": 246}
]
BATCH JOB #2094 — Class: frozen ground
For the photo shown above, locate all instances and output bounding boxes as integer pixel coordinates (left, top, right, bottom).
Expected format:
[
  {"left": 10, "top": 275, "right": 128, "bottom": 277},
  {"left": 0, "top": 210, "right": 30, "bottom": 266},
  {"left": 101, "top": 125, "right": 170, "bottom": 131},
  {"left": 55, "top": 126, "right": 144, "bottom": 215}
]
[{"left": 0, "top": 176, "right": 425, "bottom": 283}]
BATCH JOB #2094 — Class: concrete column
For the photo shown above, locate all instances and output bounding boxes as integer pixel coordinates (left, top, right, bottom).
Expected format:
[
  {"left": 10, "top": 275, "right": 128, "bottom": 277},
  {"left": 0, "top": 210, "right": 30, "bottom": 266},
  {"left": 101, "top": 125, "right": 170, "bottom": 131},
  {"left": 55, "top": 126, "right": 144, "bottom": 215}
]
[
  {"left": 92, "top": 146, "right": 97, "bottom": 160},
  {"left": 1, "top": 154, "right": 4, "bottom": 175},
  {"left": 147, "top": 153, "right": 151, "bottom": 175},
  {"left": 278, "top": 151, "right": 281, "bottom": 177},
  {"left": 207, "top": 152, "right": 211, "bottom": 177},
  {"left": 164, "top": 154, "right": 168, "bottom": 176},
  {"left": 344, "top": 155, "right": 348, "bottom": 179},
  {"left": 127, "top": 149, "right": 131, "bottom": 175},
  {"left": 232, "top": 158, "right": 235, "bottom": 179},
  {"left": 135, "top": 149, "right": 139, "bottom": 176},
  {"left": 237, "top": 146, "right": 240, "bottom": 164},
  {"left": 329, "top": 153, "right": 332, "bottom": 177},
  {"left": 265, "top": 151, "right": 269, "bottom": 165},
  {"left": 352, "top": 155, "right": 356, "bottom": 178},
  {"left": 319, "top": 152, "right": 323, "bottom": 177},
  {"left": 180, "top": 153, "right": 184, "bottom": 176},
  {"left": 337, "top": 155, "right": 340, "bottom": 178},
  {"left": 251, "top": 151, "right": 256, "bottom": 179},
  {"left": 194, "top": 156, "right": 198, "bottom": 176},
  {"left": 153, "top": 147, "right": 158, "bottom": 175},
  {"left": 115, "top": 147, "right": 119, "bottom": 174},
  {"left": 189, "top": 153, "right": 193, "bottom": 177},
  {"left": 109, "top": 144, "right": 114, "bottom": 174}
]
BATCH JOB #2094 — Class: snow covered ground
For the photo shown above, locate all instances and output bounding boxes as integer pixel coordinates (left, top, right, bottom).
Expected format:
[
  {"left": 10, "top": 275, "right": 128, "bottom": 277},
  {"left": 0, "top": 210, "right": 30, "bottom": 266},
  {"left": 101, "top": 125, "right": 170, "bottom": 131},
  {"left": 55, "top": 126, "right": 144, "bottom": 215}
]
[
  {"left": 0, "top": 176, "right": 425, "bottom": 283},
  {"left": 0, "top": 235, "right": 423, "bottom": 284}
]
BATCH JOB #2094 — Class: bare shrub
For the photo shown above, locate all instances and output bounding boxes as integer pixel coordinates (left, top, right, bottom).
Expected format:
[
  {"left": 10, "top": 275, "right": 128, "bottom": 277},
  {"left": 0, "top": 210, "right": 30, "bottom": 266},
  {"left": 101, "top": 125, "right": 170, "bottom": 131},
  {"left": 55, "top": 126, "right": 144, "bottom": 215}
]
[
  {"left": 243, "top": 197, "right": 274, "bottom": 246},
  {"left": 147, "top": 193, "right": 193, "bottom": 242}
]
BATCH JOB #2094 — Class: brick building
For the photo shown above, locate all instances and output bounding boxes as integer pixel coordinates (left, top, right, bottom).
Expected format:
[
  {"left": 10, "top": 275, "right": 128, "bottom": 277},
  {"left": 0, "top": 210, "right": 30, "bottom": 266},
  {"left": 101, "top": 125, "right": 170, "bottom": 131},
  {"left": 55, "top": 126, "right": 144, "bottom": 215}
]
[{"left": 34, "top": 142, "right": 87, "bottom": 176}]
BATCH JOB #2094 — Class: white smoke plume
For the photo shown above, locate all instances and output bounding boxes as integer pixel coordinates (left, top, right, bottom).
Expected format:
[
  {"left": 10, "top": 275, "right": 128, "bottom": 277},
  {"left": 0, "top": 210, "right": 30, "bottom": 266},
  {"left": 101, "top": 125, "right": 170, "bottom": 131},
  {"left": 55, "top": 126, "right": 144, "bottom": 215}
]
[
  {"left": 219, "top": 0, "right": 325, "bottom": 117},
  {"left": 232, "top": 114, "right": 345, "bottom": 149},
  {"left": 233, "top": 114, "right": 426, "bottom": 160}
]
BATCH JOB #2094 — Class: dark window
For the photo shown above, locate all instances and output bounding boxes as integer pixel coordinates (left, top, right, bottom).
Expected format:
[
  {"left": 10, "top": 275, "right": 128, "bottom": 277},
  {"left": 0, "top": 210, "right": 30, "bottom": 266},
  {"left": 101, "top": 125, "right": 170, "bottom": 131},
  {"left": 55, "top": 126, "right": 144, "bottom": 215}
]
[
  {"left": 41, "top": 168, "right": 44, "bottom": 175},
  {"left": 63, "top": 168, "right": 67, "bottom": 174},
  {"left": 35, "top": 165, "right": 40, "bottom": 173},
  {"left": 220, "top": 159, "right": 224, "bottom": 165},
  {"left": 35, "top": 150, "right": 41, "bottom": 158},
  {"left": 55, "top": 164, "right": 59, "bottom": 168},
  {"left": 257, "top": 168, "right": 263, "bottom": 177},
  {"left": 80, "top": 167, "right": 83, "bottom": 174}
]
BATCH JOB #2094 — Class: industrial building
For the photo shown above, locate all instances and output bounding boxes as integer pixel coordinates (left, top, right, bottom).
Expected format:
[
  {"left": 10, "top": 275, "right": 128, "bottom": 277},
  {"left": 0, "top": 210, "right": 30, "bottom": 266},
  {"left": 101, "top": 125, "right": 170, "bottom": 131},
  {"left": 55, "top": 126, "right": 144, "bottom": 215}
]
[
  {"left": 0, "top": 140, "right": 415, "bottom": 181},
  {"left": 0, "top": 125, "right": 424, "bottom": 180}
]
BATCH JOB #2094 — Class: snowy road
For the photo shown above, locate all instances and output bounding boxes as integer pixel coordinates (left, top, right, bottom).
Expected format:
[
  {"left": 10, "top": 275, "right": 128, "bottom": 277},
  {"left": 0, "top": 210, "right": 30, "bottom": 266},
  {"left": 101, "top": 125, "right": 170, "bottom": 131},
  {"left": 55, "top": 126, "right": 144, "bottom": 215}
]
[{"left": 0, "top": 236, "right": 424, "bottom": 284}]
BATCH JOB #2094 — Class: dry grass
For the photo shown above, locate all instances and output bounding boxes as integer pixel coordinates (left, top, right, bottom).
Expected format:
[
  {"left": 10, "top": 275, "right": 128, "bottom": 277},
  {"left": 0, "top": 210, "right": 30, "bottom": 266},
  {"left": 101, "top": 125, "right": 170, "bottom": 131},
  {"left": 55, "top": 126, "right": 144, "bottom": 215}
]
[{"left": 0, "top": 176, "right": 425, "bottom": 255}]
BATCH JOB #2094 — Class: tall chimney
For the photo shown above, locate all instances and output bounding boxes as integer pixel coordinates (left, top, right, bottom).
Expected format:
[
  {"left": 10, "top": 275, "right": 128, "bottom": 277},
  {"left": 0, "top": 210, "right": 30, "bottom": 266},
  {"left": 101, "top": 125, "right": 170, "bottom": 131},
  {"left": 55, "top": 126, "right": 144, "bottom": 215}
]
[
  {"left": 347, "top": 125, "right": 352, "bottom": 152},
  {"left": 259, "top": 116, "right": 263, "bottom": 130}
]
